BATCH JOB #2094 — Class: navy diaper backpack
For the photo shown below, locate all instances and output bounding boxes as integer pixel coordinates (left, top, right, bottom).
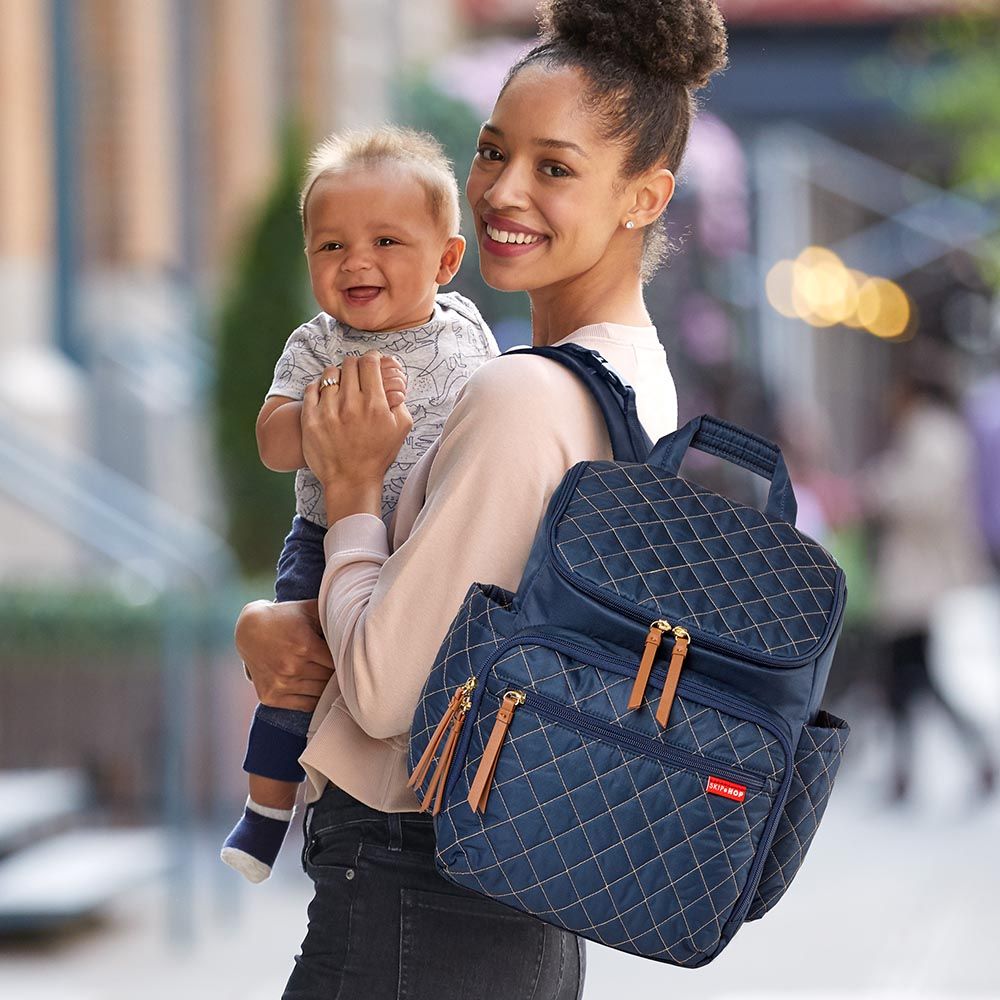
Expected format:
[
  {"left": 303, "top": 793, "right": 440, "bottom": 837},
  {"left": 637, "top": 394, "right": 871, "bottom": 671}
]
[{"left": 408, "top": 345, "right": 849, "bottom": 968}]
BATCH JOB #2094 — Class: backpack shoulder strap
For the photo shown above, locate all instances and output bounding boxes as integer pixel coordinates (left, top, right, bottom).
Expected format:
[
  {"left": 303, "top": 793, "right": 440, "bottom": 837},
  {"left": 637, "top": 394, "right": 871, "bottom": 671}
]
[{"left": 505, "top": 344, "right": 652, "bottom": 462}]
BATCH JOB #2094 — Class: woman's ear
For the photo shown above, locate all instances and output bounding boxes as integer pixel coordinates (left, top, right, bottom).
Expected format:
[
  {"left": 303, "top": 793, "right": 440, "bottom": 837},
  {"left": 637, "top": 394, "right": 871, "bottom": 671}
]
[
  {"left": 628, "top": 168, "right": 676, "bottom": 229},
  {"left": 436, "top": 235, "right": 467, "bottom": 285}
]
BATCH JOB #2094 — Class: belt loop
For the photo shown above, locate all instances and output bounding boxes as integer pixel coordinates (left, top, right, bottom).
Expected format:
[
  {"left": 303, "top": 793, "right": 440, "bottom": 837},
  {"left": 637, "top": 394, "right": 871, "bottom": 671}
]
[{"left": 387, "top": 812, "right": 403, "bottom": 852}]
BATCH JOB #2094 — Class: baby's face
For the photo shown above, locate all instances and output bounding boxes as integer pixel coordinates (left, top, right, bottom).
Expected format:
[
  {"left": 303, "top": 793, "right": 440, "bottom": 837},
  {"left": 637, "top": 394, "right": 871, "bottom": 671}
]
[{"left": 303, "top": 165, "right": 454, "bottom": 332}]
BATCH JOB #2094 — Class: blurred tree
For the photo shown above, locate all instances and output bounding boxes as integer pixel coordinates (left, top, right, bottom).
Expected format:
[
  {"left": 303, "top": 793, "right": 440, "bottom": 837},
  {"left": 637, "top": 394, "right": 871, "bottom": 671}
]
[
  {"left": 911, "top": 14, "right": 1000, "bottom": 283},
  {"left": 213, "top": 124, "right": 310, "bottom": 576}
]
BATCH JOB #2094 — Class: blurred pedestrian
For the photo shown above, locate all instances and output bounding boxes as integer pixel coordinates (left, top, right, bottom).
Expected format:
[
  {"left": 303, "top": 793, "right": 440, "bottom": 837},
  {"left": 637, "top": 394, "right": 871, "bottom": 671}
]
[
  {"left": 967, "top": 367, "right": 1000, "bottom": 572},
  {"left": 862, "top": 373, "right": 996, "bottom": 803}
]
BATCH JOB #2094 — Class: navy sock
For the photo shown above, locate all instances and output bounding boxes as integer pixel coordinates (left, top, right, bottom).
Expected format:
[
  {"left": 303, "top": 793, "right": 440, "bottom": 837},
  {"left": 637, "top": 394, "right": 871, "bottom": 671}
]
[{"left": 221, "top": 799, "right": 293, "bottom": 883}]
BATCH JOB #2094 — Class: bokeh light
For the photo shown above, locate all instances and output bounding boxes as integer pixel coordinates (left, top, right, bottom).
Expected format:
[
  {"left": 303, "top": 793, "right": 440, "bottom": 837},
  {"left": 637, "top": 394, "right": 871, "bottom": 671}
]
[{"left": 766, "top": 247, "right": 913, "bottom": 340}]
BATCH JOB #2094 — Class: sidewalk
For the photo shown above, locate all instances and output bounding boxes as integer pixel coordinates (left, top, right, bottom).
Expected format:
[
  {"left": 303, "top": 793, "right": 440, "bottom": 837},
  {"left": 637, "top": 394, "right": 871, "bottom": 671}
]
[{"left": 1, "top": 712, "right": 998, "bottom": 998}]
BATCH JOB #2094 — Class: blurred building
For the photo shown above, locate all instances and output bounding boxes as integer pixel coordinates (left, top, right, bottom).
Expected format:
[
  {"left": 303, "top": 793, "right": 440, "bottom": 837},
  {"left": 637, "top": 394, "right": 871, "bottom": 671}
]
[
  {"left": 0, "top": 0, "right": 461, "bottom": 584},
  {"left": 2, "top": 0, "right": 996, "bottom": 585}
]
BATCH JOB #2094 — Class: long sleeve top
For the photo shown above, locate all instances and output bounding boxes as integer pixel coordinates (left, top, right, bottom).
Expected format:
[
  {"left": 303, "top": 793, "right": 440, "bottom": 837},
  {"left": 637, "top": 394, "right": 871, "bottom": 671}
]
[{"left": 301, "top": 322, "right": 678, "bottom": 811}]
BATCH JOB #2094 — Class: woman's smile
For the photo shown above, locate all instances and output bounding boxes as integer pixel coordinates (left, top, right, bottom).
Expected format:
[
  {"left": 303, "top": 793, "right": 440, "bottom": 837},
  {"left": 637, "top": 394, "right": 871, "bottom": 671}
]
[{"left": 480, "top": 212, "right": 549, "bottom": 257}]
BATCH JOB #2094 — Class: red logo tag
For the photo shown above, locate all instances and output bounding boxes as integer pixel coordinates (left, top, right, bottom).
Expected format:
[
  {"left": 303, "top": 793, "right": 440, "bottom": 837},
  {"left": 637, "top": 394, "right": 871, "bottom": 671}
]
[{"left": 706, "top": 776, "right": 747, "bottom": 802}]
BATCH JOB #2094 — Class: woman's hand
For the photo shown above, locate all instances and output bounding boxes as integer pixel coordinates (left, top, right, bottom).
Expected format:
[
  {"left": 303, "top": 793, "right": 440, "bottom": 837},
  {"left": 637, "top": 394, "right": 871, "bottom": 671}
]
[
  {"left": 235, "top": 599, "right": 335, "bottom": 712},
  {"left": 302, "top": 351, "right": 414, "bottom": 523}
]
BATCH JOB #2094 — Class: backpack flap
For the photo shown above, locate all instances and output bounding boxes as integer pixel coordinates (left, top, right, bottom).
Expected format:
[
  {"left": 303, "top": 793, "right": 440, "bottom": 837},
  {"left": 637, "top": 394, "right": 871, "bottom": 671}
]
[{"left": 514, "top": 416, "right": 847, "bottom": 725}]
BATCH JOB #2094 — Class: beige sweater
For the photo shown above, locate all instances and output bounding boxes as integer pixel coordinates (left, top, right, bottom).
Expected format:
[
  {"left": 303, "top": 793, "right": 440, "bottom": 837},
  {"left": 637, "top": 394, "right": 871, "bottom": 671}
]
[{"left": 303, "top": 322, "right": 678, "bottom": 811}]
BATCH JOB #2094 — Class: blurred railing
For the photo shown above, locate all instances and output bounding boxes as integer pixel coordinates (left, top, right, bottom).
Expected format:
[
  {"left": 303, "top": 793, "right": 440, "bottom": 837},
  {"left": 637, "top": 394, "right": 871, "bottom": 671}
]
[{"left": 0, "top": 410, "right": 240, "bottom": 942}]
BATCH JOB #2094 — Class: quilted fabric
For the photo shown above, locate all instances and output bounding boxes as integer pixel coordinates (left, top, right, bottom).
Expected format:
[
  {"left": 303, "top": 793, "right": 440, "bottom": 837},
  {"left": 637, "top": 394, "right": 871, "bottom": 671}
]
[
  {"left": 746, "top": 711, "right": 850, "bottom": 921},
  {"left": 438, "top": 678, "right": 782, "bottom": 966},
  {"left": 555, "top": 465, "right": 841, "bottom": 660}
]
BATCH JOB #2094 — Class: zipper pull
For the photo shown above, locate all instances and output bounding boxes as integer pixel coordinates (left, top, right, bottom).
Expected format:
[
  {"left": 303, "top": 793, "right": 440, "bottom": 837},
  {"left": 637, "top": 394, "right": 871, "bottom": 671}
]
[
  {"left": 655, "top": 627, "right": 690, "bottom": 728},
  {"left": 420, "top": 698, "right": 469, "bottom": 816},
  {"left": 468, "top": 691, "right": 525, "bottom": 814},
  {"left": 628, "top": 621, "right": 671, "bottom": 711},
  {"left": 419, "top": 680, "right": 475, "bottom": 815},
  {"left": 408, "top": 677, "right": 475, "bottom": 792}
]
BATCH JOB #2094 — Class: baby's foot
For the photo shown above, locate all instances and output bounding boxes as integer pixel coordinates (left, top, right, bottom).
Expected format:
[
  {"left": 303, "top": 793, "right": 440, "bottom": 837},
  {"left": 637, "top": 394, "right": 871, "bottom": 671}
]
[{"left": 220, "top": 797, "right": 294, "bottom": 883}]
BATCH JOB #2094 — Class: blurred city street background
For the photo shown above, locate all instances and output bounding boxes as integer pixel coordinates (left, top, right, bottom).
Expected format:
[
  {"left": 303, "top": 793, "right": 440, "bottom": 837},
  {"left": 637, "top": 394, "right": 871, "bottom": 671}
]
[{"left": 1, "top": 0, "right": 999, "bottom": 997}]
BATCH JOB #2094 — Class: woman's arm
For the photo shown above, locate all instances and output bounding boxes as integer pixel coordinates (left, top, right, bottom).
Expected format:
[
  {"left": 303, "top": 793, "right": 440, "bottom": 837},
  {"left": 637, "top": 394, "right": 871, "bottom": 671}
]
[{"left": 309, "top": 352, "right": 608, "bottom": 739}]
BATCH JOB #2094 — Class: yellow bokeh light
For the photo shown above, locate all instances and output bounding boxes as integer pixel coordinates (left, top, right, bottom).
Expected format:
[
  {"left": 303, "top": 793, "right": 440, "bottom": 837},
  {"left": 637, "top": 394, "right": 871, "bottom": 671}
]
[
  {"left": 857, "top": 277, "right": 911, "bottom": 339},
  {"left": 790, "top": 247, "right": 856, "bottom": 327},
  {"left": 841, "top": 270, "right": 868, "bottom": 328},
  {"left": 765, "top": 247, "right": 914, "bottom": 340},
  {"left": 796, "top": 246, "right": 843, "bottom": 270},
  {"left": 765, "top": 260, "right": 798, "bottom": 318}
]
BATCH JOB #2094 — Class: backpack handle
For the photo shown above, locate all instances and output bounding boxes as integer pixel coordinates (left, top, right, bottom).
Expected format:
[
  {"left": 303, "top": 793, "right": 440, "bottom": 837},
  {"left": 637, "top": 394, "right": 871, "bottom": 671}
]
[{"left": 648, "top": 415, "right": 798, "bottom": 524}]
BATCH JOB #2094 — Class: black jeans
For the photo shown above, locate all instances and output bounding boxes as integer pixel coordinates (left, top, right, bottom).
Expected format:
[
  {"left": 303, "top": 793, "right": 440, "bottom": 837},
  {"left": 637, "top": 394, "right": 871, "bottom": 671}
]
[{"left": 283, "top": 783, "right": 586, "bottom": 1000}]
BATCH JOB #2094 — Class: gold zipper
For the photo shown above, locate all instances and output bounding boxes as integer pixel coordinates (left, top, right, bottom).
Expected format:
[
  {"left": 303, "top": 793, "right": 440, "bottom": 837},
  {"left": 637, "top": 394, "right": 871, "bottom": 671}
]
[
  {"left": 409, "top": 676, "right": 476, "bottom": 815},
  {"left": 655, "top": 626, "right": 690, "bottom": 728},
  {"left": 467, "top": 690, "right": 525, "bottom": 814},
  {"left": 628, "top": 621, "right": 693, "bottom": 728},
  {"left": 628, "top": 620, "right": 671, "bottom": 711}
]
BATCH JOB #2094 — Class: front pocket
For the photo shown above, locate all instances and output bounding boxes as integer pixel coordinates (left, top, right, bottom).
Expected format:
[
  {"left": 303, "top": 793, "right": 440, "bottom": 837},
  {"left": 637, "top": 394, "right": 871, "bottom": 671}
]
[
  {"left": 746, "top": 710, "right": 849, "bottom": 921},
  {"left": 437, "top": 649, "right": 790, "bottom": 968},
  {"left": 485, "top": 689, "right": 769, "bottom": 800}
]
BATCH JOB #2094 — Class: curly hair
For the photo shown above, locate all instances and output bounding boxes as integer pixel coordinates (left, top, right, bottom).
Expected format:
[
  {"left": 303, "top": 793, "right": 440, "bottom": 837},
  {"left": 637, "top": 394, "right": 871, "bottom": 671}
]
[
  {"left": 505, "top": 0, "right": 729, "bottom": 280},
  {"left": 299, "top": 126, "right": 461, "bottom": 237}
]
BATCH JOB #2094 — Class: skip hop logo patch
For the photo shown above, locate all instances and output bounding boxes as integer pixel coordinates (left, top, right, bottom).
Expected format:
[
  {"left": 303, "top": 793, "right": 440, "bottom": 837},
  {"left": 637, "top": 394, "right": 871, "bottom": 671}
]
[{"left": 706, "top": 776, "right": 747, "bottom": 802}]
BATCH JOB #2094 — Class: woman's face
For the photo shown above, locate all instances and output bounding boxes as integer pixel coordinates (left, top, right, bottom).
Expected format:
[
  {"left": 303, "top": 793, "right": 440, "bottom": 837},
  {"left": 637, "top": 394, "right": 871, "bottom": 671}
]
[{"left": 466, "top": 64, "right": 638, "bottom": 293}]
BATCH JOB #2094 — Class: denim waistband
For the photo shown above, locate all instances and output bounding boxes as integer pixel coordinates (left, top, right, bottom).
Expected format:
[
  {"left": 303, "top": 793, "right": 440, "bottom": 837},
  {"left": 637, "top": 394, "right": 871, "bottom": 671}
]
[{"left": 304, "top": 782, "right": 434, "bottom": 855}]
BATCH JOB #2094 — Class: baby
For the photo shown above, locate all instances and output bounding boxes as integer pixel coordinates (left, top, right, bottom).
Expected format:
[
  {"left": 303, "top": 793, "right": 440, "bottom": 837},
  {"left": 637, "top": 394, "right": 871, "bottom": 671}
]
[{"left": 221, "top": 126, "right": 498, "bottom": 882}]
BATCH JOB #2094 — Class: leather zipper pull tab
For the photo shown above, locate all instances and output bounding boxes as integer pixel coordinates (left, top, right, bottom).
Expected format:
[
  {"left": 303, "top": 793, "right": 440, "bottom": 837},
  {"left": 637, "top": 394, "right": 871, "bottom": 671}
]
[
  {"left": 468, "top": 691, "right": 525, "bottom": 814},
  {"left": 419, "top": 704, "right": 467, "bottom": 815},
  {"left": 655, "top": 628, "right": 690, "bottom": 728},
  {"left": 408, "top": 680, "right": 472, "bottom": 790},
  {"left": 628, "top": 621, "right": 671, "bottom": 711}
]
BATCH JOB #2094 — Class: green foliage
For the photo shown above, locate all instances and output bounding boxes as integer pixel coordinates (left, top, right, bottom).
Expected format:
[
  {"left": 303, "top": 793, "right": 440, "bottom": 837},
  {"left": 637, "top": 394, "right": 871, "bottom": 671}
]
[
  {"left": 0, "top": 585, "right": 244, "bottom": 658},
  {"left": 913, "top": 15, "right": 1000, "bottom": 191},
  {"left": 907, "top": 14, "right": 1000, "bottom": 284},
  {"left": 213, "top": 123, "right": 310, "bottom": 575}
]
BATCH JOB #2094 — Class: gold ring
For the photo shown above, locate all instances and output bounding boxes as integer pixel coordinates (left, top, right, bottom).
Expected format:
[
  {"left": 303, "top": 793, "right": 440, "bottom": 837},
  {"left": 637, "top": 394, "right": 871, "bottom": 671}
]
[{"left": 319, "top": 376, "right": 339, "bottom": 390}]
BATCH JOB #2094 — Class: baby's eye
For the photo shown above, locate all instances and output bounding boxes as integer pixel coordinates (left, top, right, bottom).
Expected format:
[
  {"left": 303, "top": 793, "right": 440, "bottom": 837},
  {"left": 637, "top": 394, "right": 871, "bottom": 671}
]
[
  {"left": 540, "top": 163, "right": 571, "bottom": 179},
  {"left": 318, "top": 241, "right": 342, "bottom": 252},
  {"left": 476, "top": 145, "right": 504, "bottom": 162},
  {"left": 376, "top": 238, "right": 398, "bottom": 247}
]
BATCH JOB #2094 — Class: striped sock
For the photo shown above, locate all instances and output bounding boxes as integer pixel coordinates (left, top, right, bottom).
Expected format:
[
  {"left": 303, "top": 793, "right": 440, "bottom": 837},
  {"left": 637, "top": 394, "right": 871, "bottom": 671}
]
[{"left": 220, "top": 797, "right": 294, "bottom": 883}]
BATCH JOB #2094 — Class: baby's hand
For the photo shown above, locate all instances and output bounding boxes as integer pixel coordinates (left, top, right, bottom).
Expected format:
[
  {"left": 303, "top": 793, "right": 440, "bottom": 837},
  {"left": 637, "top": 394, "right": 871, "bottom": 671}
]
[
  {"left": 314, "top": 355, "right": 407, "bottom": 409},
  {"left": 381, "top": 355, "right": 407, "bottom": 409}
]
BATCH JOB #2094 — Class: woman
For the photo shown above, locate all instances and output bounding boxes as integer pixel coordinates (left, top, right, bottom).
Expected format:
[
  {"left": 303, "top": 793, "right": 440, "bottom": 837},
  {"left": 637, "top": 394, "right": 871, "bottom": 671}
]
[{"left": 236, "top": 1, "right": 729, "bottom": 995}]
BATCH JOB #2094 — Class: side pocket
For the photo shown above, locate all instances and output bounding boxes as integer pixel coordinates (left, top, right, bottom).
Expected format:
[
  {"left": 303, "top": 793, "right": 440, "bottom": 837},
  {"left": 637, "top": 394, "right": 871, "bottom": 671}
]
[{"left": 746, "top": 710, "right": 849, "bottom": 921}]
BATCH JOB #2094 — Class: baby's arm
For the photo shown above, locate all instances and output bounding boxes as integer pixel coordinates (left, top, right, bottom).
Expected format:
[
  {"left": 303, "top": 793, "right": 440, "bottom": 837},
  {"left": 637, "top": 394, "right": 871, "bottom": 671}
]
[
  {"left": 257, "top": 397, "right": 306, "bottom": 472},
  {"left": 257, "top": 357, "right": 408, "bottom": 472}
]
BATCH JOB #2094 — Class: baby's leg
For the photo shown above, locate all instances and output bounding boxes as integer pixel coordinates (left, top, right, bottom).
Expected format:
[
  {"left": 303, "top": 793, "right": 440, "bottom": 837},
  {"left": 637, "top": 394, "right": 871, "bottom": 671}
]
[{"left": 222, "top": 517, "right": 326, "bottom": 883}]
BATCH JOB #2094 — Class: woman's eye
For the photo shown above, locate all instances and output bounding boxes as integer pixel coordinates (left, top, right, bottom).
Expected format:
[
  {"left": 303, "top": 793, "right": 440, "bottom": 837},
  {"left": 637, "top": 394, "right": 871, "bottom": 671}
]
[
  {"left": 376, "top": 238, "right": 398, "bottom": 247},
  {"left": 477, "top": 145, "right": 503, "bottom": 162},
  {"left": 541, "top": 163, "right": 570, "bottom": 178}
]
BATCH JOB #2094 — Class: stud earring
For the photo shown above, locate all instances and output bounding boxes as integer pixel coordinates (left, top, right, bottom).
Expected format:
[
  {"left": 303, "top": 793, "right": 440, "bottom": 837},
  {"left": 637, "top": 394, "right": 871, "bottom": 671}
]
[{"left": 624, "top": 219, "right": 635, "bottom": 230}]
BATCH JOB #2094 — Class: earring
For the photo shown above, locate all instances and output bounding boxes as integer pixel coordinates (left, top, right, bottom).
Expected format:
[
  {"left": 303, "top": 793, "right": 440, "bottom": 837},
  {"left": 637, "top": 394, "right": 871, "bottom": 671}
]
[{"left": 624, "top": 219, "right": 635, "bottom": 230}]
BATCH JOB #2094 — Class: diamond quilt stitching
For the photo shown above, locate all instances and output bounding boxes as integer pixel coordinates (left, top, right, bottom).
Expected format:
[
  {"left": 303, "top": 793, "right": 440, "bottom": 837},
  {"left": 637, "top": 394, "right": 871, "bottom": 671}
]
[{"left": 554, "top": 466, "right": 840, "bottom": 658}]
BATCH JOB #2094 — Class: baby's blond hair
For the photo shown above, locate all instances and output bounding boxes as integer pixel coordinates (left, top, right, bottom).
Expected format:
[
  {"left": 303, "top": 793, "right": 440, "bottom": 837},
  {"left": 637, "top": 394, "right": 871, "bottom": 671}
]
[{"left": 300, "top": 125, "right": 461, "bottom": 237}]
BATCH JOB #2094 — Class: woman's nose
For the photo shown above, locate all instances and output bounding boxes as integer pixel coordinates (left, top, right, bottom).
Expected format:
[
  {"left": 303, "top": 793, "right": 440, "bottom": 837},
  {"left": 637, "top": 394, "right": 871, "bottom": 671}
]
[{"left": 484, "top": 163, "right": 531, "bottom": 212}]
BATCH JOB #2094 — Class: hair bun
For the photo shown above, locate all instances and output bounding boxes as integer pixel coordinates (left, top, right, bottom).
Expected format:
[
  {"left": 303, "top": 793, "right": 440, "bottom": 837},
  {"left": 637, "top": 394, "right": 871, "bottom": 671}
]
[{"left": 539, "top": 0, "right": 728, "bottom": 89}]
